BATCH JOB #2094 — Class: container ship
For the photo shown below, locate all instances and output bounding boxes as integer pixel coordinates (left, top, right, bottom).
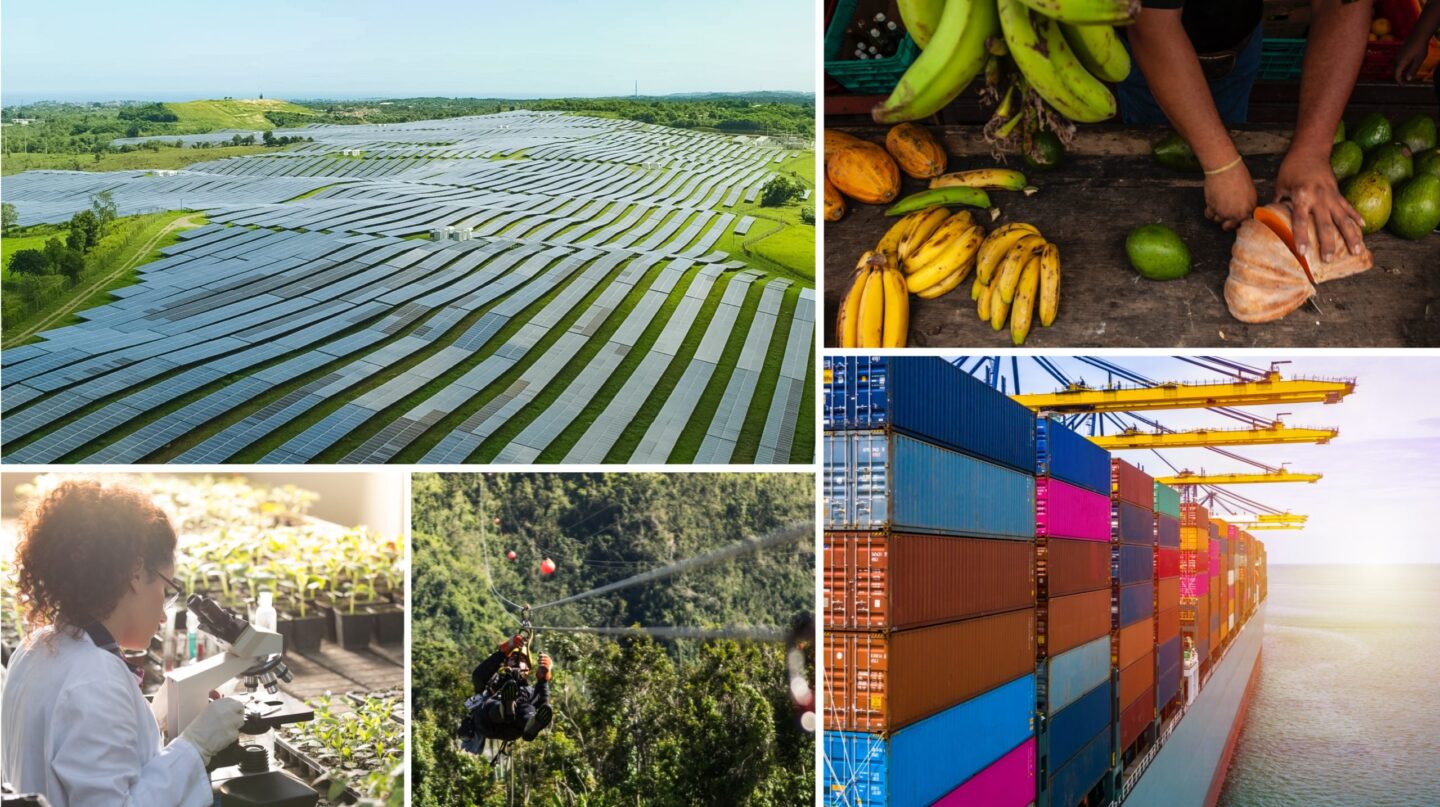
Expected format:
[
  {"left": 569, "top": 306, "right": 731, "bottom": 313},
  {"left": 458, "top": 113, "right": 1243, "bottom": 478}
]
[{"left": 822, "top": 356, "right": 1269, "bottom": 807}]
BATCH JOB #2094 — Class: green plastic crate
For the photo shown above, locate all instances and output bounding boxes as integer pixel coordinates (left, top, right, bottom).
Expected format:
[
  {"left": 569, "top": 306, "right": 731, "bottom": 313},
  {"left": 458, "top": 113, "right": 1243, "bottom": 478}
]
[
  {"left": 824, "top": 0, "right": 919, "bottom": 95},
  {"left": 1259, "top": 38, "right": 1306, "bottom": 81}
]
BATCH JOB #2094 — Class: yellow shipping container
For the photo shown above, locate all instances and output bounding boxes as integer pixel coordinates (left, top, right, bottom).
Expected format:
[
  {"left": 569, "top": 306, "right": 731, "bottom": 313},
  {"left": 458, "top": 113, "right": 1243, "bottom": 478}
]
[{"left": 1180, "top": 525, "right": 1209, "bottom": 551}]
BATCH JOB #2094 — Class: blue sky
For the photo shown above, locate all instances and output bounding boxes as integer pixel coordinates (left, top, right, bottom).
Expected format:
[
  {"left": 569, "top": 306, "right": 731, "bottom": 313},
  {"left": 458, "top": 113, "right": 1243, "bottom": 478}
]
[
  {"left": 954, "top": 355, "right": 1440, "bottom": 565},
  {"left": 2, "top": 0, "right": 814, "bottom": 102}
]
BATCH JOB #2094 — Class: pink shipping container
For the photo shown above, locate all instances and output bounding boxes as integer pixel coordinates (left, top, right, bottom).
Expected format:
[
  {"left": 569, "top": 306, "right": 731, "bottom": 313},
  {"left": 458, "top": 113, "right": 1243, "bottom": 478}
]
[
  {"left": 1036, "top": 476, "right": 1110, "bottom": 542},
  {"left": 1180, "top": 573, "right": 1210, "bottom": 599},
  {"left": 934, "top": 735, "right": 1037, "bottom": 807}
]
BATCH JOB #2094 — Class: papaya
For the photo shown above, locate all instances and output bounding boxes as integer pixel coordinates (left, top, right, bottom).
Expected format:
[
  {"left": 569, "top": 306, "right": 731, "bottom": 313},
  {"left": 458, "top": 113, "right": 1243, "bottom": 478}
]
[
  {"left": 826, "top": 139, "right": 902, "bottom": 205},
  {"left": 885, "top": 122, "right": 947, "bottom": 179},
  {"left": 824, "top": 129, "right": 867, "bottom": 159},
  {"left": 823, "top": 175, "right": 846, "bottom": 222}
]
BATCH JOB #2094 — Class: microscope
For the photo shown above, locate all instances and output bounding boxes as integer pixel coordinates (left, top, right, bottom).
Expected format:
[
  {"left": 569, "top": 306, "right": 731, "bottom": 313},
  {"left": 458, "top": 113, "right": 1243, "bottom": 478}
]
[{"left": 154, "top": 594, "right": 319, "bottom": 807}]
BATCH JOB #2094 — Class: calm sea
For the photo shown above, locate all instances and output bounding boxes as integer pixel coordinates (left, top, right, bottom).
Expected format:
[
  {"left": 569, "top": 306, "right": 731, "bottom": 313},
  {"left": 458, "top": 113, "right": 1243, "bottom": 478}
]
[{"left": 1218, "top": 564, "right": 1440, "bottom": 807}]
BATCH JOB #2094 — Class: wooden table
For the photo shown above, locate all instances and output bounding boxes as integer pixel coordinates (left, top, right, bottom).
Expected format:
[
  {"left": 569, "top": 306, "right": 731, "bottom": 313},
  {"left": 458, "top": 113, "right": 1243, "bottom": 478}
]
[{"left": 824, "top": 125, "right": 1440, "bottom": 347}]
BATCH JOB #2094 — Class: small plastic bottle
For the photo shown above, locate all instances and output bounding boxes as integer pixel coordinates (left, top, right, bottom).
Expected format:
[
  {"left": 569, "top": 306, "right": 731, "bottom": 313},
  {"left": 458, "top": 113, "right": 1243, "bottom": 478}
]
[{"left": 254, "top": 592, "right": 277, "bottom": 634}]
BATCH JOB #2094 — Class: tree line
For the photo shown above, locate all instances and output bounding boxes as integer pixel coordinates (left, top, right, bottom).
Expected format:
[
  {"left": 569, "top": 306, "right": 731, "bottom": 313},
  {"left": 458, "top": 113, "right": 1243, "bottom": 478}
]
[{"left": 4, "top": 192, "right": 117, "bottom": 285}]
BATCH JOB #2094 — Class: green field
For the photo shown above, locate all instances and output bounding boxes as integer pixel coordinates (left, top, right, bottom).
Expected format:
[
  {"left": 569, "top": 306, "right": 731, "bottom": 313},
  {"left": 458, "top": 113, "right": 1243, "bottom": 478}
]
[
  {"left": 166, "top": 98, "right": 317, "bottom": 130},
  {"left": 1, "top": 144, "right": 292, "bottom": 176},
  {"left": 1, "top": 225, "right": 65, "bottom": 277},
  {"left": 721, "top": 152, "right": 817, "bottom": 283}
]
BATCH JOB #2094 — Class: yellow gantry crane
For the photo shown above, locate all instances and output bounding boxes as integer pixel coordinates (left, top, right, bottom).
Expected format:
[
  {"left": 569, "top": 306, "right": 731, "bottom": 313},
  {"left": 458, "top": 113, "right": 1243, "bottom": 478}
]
[
  {"left": 1231, "top": 513, "right": 1308, "bottom": 530},
  {"left": 1088, "top": 421, "right": 1338, "bottom": 450},
  {"left": 1156, "top": 469, "right": 1323, "bottom": 486},
  {"left": 1012, "top": 371, "right": 1354, "bottom": 413}
]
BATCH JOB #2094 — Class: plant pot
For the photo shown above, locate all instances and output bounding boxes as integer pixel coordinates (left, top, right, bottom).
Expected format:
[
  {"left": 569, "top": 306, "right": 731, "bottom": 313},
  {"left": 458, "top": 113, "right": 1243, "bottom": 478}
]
[
  {"left": 277, "top": 612, "right": 326, "bottom": 656},
  {"left": 368, "top": 603, "right": 404, "bottom": 646},
  {"left": 333, "top": 609, "right": 375, "bottom": 650}
]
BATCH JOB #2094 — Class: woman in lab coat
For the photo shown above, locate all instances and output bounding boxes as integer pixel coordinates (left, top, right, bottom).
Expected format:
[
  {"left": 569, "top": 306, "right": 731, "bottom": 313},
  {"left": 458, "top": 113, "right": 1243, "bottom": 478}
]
[{"left": 1, "top": 479, "right": 245, "bottom": 806}]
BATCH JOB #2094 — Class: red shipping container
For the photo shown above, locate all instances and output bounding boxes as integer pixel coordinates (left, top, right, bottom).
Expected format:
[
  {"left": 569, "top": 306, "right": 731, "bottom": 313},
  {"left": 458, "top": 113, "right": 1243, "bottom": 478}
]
[
  {"left": 1116, "top": 618, "right": 1152, "bottom": 670},
  {"left": 1158, "top": 577, "right": 1180, "bottom": 612},
  {"left": 1047, "top": 589, "right": 1111, "bottom": 656},
  {"left": 1120, "top": 651, "right": 1155, "bottom": 707},
  {"left": 1156, "top": 547, "right": 1180, "bottom": 579},
  {"left": 1111, "top": 459, "right": 1154, "bottom": 508},
  {"left": 1045, "top": 538, "right": 1111, "bottom": 595},
  {"left": 823, "top": 531, "right": 1035, "bottom": 631},
  {"left": 1120, "top": 686, "right": 1155, "bottom": 749},
  {"left": 1157, "top": 606, "right": 1179, "bottom": 644},
  {"left": 824, "top": 609, "right": 1036, "bottom": 733},
  {"left": 1180, "top": 502, "right": 1209, "bottom": 530}
]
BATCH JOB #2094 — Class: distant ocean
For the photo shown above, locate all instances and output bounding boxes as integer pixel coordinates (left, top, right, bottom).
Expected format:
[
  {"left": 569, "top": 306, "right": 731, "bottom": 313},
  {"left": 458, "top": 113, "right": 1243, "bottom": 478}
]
[{"left": 1218, "top": 564, "right": 1440, "bottom": 807}]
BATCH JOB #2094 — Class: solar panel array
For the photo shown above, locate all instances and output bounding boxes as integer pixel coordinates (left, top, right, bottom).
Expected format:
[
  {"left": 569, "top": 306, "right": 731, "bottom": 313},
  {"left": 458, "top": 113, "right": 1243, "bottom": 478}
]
[{"left": 2, "top": 111, "right": 814, "bottom": 465}]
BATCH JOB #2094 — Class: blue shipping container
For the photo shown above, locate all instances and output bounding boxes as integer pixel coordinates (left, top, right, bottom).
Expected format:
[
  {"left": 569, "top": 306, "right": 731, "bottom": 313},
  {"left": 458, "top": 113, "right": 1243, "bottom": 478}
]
[
  {"left": 1118, "top": 544, "right": 1154, "bottom": 585},
  {"left": 823, "top": 675, "right": 1036, "bottom": 807},
  {"left": 1157, "top": 656, "right": 1181, "bottom": 709},
  {"left": 1119, "top": 581, "right": 1154, "bottom": 626},
  {"left": 1035, "top": 415, "right": 1111, "bottom": 495},
  {"left": 1158, "top": 635, "right": 1180, "bottom": 672},
  {"left": 1048, "top": 635, "right": 1110, "bottom": 713},
  {"left": 822, "top": 356, "right": 1037, "bottom": 474},
  {"left": 1048, "top": 680, "right": 1112, "bottom": 769},
  {"left": 1049, "top": 725, "right": 1111, "bottom": 807},
  {"left": 1115, "top": 501, "right": 1154, "bottom": 545},
  {"left": 1156, "top": 514, "right": 1180, "bottom": 549},
  {"left": 822, "top": 430, "right": 1036, "bottom": 538}
]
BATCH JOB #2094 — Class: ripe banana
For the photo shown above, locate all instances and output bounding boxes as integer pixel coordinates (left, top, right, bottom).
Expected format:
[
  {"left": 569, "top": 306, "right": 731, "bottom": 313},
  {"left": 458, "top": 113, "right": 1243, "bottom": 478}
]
[
  {"left": 988, "top": 282, "right": 1012, "bottom": 331},
  {"left": 898, "top": 207, "right": 950, "bottom": 263},
  {"left": 996, "top": 234, "right": 1045, "bottom": 303},
  {"left": 836, "top": 260, "right": 870, "bottom": 348},
  {"left": 977, "top": 277, "right": 993, "bottom": 320},
  {"left": 1016, "top": 0, "right": 1139, "bottom": 26},
  {"left": 1039, "top": 242, "right": 1060, "bottom": 326},
  {"left": 977, "top": 223, "right": 1042, "bottom": 283},
  {"left": 886, "top": 186, "right": 992, "bottom": 216},
  {"left": 881, "top": 263, "right": 910, "bottom": 347},
  {"left": 876, "top": 213, "right": 918, "bottom": 263},
  {"left": 915, "top": 258, "right": 974, "bottom": 299},
  {"left": 873, "top": 0, "right": 999, "bottom": 123},
  {"left": 998, "top": 0, "right": 1115, "bottom": 124},
  {"left": 858, "top": 262, "right": 886, "bottom": 347},
  {"left": 903, "top": 211, "right": 978, "bottom": 272},
  {"left": 972, "top": 273, "right": 987, "bottom": 301},
  {"left": 929, "top": 168, "right": 1029, "bottom": 191},
  {"left": 1062, "top": 23, "right": 1132, "bottom": 84},
  {"left": 906, "top": 225, "right": 985, "bottom": 293},
  {"left": 898, "top": 0, "right": 946, "bottom": 50},
  {"left": 1011, "top": 253, "right": 1041, "bottom": 345}
]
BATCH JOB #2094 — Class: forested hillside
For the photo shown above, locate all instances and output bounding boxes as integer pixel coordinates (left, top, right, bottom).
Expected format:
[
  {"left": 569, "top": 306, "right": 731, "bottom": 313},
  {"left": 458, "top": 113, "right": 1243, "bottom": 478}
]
[{"left": 410, "top": 473, "right": 814, "bottom": 807}]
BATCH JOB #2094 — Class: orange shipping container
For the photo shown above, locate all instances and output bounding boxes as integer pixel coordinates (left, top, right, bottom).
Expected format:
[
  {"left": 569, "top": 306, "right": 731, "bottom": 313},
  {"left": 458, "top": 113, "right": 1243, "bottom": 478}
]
[
  {"left": 1157, "top": 606, "right": 1179, "bottom": 645},
  {"left": 1045, "top": 537, "right": 1111, "bottom": 596},
  {"left": 824, "top": 609, "right": 1036, "bottom": 733},
  {"left": 1047, "top": 589, "right": 1111, "bottom": 656},
  {"left": 1120, "top": 686, "right": 1155, "bottom": 749},
  {"left": 823, "top": 531, "right": 1035, "bottom": 631},
  {"left": 1180, "top": 526, "right": 1208, "bottom": 552},
  {"left": 1116, "top": 619, "right": 1152, "bottom": 670},
  {"left": 1120, "top": 651, "right": 1155, "bottom": 708},
  {"left": 1158, "top": 577, "right": 1180, "bottom": 612}
]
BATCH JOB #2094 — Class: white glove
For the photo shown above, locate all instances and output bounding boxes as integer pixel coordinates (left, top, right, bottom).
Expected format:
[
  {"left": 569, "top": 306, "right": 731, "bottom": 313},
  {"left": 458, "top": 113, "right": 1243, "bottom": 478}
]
[{"left": 179, "top": 697, "right": 245, "bottom": 764}]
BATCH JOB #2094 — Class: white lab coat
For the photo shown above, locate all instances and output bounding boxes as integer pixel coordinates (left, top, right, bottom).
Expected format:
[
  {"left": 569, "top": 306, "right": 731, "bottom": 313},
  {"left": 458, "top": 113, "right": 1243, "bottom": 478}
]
[{"left": 1, "top": 626, "right": 211, "bottom": 807}]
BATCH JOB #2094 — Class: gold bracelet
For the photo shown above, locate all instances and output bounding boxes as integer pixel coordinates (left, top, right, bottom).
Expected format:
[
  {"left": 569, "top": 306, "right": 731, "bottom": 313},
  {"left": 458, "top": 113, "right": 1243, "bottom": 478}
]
[{"left": 1204, "top": 156, "right": 1245, "bottom": 176}]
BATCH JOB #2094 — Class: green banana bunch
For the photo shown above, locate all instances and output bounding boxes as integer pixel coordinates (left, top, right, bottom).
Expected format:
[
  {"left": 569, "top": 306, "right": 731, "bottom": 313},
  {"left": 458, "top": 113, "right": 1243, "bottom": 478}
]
[
  {"left": 873, "top": 0, "right": 998, "bottom": 123},
  {"left": 1061, "top": 23, "right": 1132, "bottom": 84},
  {"left": 897, "top": 0, "right": 945, "bottom": 50},
  {"left": 1016, "top": 0, "right": 1139, "bottom": 25},
  {"left": 997, "top": 0, "right": 1116, "bottom": 123}
]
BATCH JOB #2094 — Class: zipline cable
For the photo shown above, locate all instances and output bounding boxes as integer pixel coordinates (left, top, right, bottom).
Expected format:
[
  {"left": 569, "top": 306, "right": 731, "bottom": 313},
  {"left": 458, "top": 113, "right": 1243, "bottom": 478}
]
[{"left": 533, "top": 624, "right": 788, "bottom": 642}]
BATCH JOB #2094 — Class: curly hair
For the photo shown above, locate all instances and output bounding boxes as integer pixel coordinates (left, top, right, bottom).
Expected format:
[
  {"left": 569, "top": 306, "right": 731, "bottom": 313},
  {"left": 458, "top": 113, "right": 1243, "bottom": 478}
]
[{"left": 14, "top": 479, "right": 177, "bottom": 631}]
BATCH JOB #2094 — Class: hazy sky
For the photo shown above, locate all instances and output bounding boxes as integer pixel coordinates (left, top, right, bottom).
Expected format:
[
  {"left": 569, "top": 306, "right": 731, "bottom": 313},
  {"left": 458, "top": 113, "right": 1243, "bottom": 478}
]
[
  {"left": 1, "top": 0, "right": 814, "bottom": 102},
  {"left": 955, "top": 355, "right": 1440, "bottom": 566}
]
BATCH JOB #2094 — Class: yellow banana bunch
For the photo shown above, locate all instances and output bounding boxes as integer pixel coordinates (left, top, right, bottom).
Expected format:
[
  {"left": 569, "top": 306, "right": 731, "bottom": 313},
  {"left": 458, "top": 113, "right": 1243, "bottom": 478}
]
[
  {"left": 836, "top": 251, "right": 910, "bottom": 348},
  {"left": 976, "top": 222, "right": 1041, "bottom": 284},
  {"left": 898, "top": 207, "right": 950, "bottom": 264},
  {"left": 968, "top": 224, "right": 1064, "bottom": 344}
]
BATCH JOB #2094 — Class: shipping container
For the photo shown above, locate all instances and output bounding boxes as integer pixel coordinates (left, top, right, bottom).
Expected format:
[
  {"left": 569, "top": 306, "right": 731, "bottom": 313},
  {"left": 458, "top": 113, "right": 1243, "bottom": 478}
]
[
  {"left": 1116, "top": 618, "right": 1152, "bottom": 670},
  {"left": 1157, "top": 635, "right": 1180, "bottom": 673},
  {"left": 1048, "top": 680, "right": 1111, "bottom": 770},
  {"left": 1157, "top": 656, "right": 1181, "bottom": 709},
  {"left": 824, "top": 431, "right": 1036, "bottom": 538},
  {"left": 1156, "top": 514, "right": 1180, "bottom": 549},
  {"left": 1045, "top": 538, "right": 1111, "bottom": 596},
  {"left": 1120, "top": 686, "right": 1155, "bottom": 749},
  {"left": 1181, "top": 502, "right": 1209, "bottom": 530},
  {"left": 1157, "top": 607, "right": 1179, "bottom": 645},
  {"left": 1047, "top": 589, "right": 1111, "bottom": 656},
  {"left": 1048, "top": 635, "right": 1111, "bottom": 714},
  {"left": 823, "top": 531, "right": 1035, "bottom": 631},
  {"left": 823, "top": 675, "right": 1036, "bottom": 807},
  {"left": 1153, "top": 482, "right": 1180, "bottom": 519},
  {"left": 1111, "top": 459, "right": 1154, "bottom": 508},
  {"left": 1120, "top": 651, "right": 1156, "bottom": 707},
  {"left": 1158, "top": 577, "right": 1179, "bottom": 612},
  {"left": 1180, "top": 525, "right": 1208, "bottom": 552},
  {"left": 1114, "top": 501, "right": 1155, "bottom": 545},
  {"left": 1036, "top": 476, "right": 1111, "bottom": 542},
  {"left": 1035, "top": 415, "right": 1111, "bottom": 494},
  {"left": 823, "top": 356, "right": 1036, "bottom": 473},
  {"left": 1118, "top": 581, "right": 1154, "bottom": 626},
  {"left": 1049, "top": 726, "right": 1111, "bottom": 807},
  {"left": 1179, "top": 572, "right": 1210, "bottom": 600},
  {"left": 1118, "top": 544, "right": 1155, "bottom": 584},
  {"left": 933, "top": 736, "right": 1036, "bottom": 807},
  {"left": 1156, "top": 547, "right": 1180, "bottom": 579},
  {"left": 825, "top": 609, "right": 1036, "bottom": 733}
]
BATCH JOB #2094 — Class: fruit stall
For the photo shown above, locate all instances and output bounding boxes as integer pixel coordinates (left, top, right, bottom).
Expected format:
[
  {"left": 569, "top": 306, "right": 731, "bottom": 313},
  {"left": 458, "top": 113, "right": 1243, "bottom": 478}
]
[{"left": 824, "top": 0, "right": 1440, "bottom": 347}]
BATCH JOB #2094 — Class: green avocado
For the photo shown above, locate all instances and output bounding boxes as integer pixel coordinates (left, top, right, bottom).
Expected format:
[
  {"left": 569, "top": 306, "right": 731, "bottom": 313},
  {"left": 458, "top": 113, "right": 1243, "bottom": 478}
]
[
  {"left": 1024, "top": 130, "right": 1064, "bottom": 172},
  {"left": 1363, "top": 142, "right": 1414, "bottom": 186},
  {"left": 1331, "top": 140, "right": 1363, "bottom": 182},
  {"left": 1342, "top": 170, "right": 1393, "bottom": 234},
  {"left": 1352, "top": 113, "right": 1392, "bottom": 152},
  {"left": 1415, "top": 148, "right": 1440, "bottom": 180},
  {"left": 1395, "top": 114, "right": 1437, "bottom": 153},
  {"left": 1334, "top": 120, "right": 1346, "bottom": 144},
  {"left": 1153, "top": 133, "right": 1201, "bottom": 172},
  {"left": 1126, "top": 224, "right": 1192, "bottom": 280},
  {"left": 1389, "top": 174, "right": 1440, "bottom": 240}
]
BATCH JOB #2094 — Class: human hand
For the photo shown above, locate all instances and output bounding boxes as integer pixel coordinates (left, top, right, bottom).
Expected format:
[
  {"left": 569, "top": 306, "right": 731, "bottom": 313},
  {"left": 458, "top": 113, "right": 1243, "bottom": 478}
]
[
  {"left": 499, "top": 633, "right": 526, "bottom": 654},
  {"left": 178, "top": 696, "right": 244, "bottom": 764},
  {"left": 1395, "top": 36, "right": 1428, "bottom": 85},
  {"left": 537, "top": 653, "right": 552, "bottom": 682},
  {"left": 1203, "top": 159, "right": 1258, "bottom": 231},
  {"left": 1274, "top": 151, "right": 1366, "bottom": 262}
]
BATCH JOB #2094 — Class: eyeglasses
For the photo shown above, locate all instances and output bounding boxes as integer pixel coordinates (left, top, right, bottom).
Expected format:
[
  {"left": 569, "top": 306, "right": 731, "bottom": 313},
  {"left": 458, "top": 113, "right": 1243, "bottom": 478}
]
[{"left": 149, "top": 567, "right": 184, "bottom": 610}]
